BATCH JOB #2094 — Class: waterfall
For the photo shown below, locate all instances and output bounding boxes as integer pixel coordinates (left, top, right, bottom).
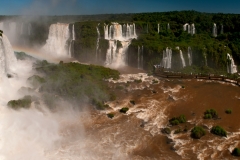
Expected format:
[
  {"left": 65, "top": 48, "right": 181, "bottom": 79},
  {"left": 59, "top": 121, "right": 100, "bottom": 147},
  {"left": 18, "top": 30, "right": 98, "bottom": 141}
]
[
  {"left": 96, "top": 24, "right": 100, "bottom": 60},
  {"left": 9, "top": 22, "right": 17, "bottom": 36},
  {"left": 72, "top": 24, "right": 75, "bottom": 40},
  {"left": 188, "top": 47, "right": 192, "bottom": 66},
  {"left": 191, "top": 24, "right": 195, "bottom": 35},
  {"left": 183, "top": 23, "right": 195, "bottom": 35},
  {"left": 0, "top": 34, "right": 17, "bottom": 77},
  {"left": 20, "top": 23, "right": 24, "bottom": 35},
  {"left": 43, "top": 23, "right": 70, "bottom": 57},
  {"left": 221, "top": 24, "right": 223, "bottom": 34},
  {"left": 0, "top": 22, "right": 3, "bottom": 30},
  {"left": 227, "top": 53, "right": 237, "bottom": 74},
  {"left": 167, "top": 23, "right": 170, "bottom": 30},
  {"left": 213, "top": 23, "right": 217, "bottom": 37},
  {"left": 104, "top": 24, "right": 108, "bottom": 39},
  {"left": 158, "top": 23, "right": 160, "bottom": 33},
  {"left": 104, "top": 22, "right": 137, "bottom": 67},
  {"left": 183, "top": 23, "right": 188, "bottom": 31},
  {"left": 188, "top": 24, "right": 191, "bottom": 34},
  {"left": 161, "top": 47, "right": 172, "bottom": 69},
  {"left": 28, "top": 23, "right": 31, "bottom": 36},
  {"left": 180, "top": 50, "right": 186, "bottom": 68}
]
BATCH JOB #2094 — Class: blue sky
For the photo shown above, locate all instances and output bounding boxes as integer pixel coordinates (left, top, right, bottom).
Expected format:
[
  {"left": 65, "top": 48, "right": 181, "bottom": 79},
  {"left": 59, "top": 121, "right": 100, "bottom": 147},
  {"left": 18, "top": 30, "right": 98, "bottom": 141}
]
[{"left": 1, "top": 0, "right": 240, "bottom": 15}]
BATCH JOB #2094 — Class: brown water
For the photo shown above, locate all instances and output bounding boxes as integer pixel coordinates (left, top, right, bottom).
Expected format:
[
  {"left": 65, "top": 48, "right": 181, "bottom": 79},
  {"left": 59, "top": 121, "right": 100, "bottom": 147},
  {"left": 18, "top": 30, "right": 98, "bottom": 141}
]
[{"left": 80, "top": 73, "right": 240, "bottom": 159}]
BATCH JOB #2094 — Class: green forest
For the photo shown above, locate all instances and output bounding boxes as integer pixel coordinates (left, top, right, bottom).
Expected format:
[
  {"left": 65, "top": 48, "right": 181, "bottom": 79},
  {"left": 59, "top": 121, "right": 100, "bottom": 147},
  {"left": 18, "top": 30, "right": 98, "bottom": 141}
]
[{"left": 1, "top": 11, "right": 240, "bottom": 73}]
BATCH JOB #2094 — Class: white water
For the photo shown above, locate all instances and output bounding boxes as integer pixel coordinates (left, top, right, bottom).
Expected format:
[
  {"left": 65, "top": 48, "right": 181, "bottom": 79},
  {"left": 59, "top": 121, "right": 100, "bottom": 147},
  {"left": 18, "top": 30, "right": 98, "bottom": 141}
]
[
  {"left": 161, "top": 47, "right": 172, "bottom": 69},
  {"left": 180, "top": 50, "right": 186, "bottom": 68},
  {"left": 167, "top": 23, "right": 170, "bottom": 30},
  {"left": 221, "top": 24, "right": 223, "bottom": 34},
  {"left": 213, "top": 23, "right": 217, "bottom": 37},
  {"left": 72, "top": 24, "right": 75, "bottom": 41},
  {"left": 188, "top": 47, "right": 192, "bottom": 66},
  {"left": 227, "top": 53, "right": 237, "bottom": 74},
  {"left": 96, "top": 24, "right": 100, "bottom": 60},
  {"left": 28, "top": 23, "right": 31, "bottom": 36},
  {"left": 104, "top": 22, "right": 136, "bottom": 41},
  {"left": 104, "top": 22, "right": 137, "bottom": 67},
  {"left": 43, "top": 23, "right": 70, "bottom": 58},
  {"left": 158, "top": 23, "right": 160, "bottom": 33},
  {"left": 183, "top": 23, "right": 189, "bottom": 31},
  {"left": 183, "top": 23, "right": 195, "bottom": 35},
  {"left": 191, "top": 24, "right": 195, "bottom": 35},
  {"left": 0, "top": 34, "right": 17, "bottom": 77}
]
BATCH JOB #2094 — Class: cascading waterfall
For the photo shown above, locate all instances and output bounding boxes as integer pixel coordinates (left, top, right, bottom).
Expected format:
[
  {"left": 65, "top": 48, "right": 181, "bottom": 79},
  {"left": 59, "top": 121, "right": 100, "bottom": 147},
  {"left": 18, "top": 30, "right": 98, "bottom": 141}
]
[
  {"left": 0, "top": 34, "right": 17, "bottom": 77},
  {"left": 104, "top": 22, "right": 137, "bottom": 67},
  {"left": 227, "top": 53, "right": 237, "bottom": 74},
  {"left": 183, "top": 23, "right": 189, "bottom": 31},
  {"left": 96, "top": 24, "right": 100, "bottom": 60},
  {"left": 158, "top": 23, "right": 160, "bottom": 33},
  {"left": 221, "top": 24, "right": 223, "bottom": 34},
  {"left": 43, "top": 23, "right": 70, "bottom": 57},
  {"left": 179, "top": 50, "right": 186, "bottom": 68},
  {"left": 106, "top": 40, "right": 117, "bottom": 65},
  {"left": 183, "top": 23, "right": 195, "bottom": 35},
  {"left": 20, "top": 23, "right": 24, "bottom": 35},
  {"left": 28, "top": 23, "right": 31, "bottom": 36},
  {"left": 213, "top": 23, "right": 217, "bottom": 37},
  {"left": 188, "top": 24, "right": 191, "bottom": 34},
  {"left": 191, "top": 24, "right": 195, "bottom": 35},
  {"left": 167, "top": 23, "right": 170, "bottom": 30},
  {"left": 161, "top": 47, "right": 172, "bottom": 69},
  {"left": 72, "top": 24, "right": 75, "bottom": 41},
  {"left": 68, "top": 24, "right": 75, "bottom": 57},
  {"left": 188, "top": 47, "right": 192, "bottom": 66},
  {"left": 0, "top": 22, "right": 3, "bottom": 30}
]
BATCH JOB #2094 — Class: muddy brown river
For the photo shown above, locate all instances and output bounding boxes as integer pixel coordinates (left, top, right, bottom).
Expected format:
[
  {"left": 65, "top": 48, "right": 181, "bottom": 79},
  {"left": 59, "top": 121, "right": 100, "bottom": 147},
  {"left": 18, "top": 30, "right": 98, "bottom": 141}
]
[{"left": 80, "top": 72, "right": 240, "bottom": 160}]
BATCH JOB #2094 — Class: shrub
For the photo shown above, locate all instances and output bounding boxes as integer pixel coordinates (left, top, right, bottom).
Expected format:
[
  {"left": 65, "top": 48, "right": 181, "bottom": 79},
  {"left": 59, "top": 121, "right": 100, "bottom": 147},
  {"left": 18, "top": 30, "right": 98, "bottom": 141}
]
[
  {"left": 130, "top": 100, "right": 135, "bottom": 105},
  {"left": 232, "top": 148, "right": 240, "bottom": 156},
  {"left": 7, "top": 96, "right": 32, "bottom": 110},
  {"left": 204, "top": 109, "right": 218, "bottom": 119},
  {"left": 152, "top": 79, "right": 158, "bottom": 84},
  {"left": 162, "top": 128, "right": 171, "bottom": 134},
  {"left": 116, "top": 85, "right": 124, "bottom": 90},
  {"left": 225, "top": 109, "right": 232, "bottom": 114},
  {"left": 191, "top": 126, "right": 206, "bottom": 139},
  {"left": 92, "top": 99, "right": 109, "bottom": 110},
  {"left": 119, "top": 107, "right": 129, "bottom": 113},
  {"left": 169, "top": 115, "right": 186, "bottom": 125},
  {"left": 107, "top": 113, "right": 114, "bottom": 119},
  {"left": 174, "top": 129, "right": 182, "bottom": 134},
  {"left": 134, "top": 79, "right": 142, "bottom": 83},
  {"left": 211, "top": 126, "right": 227, "bottom": 137},
  {"left": 204, "top": 114, "right": 212, "bottom": 119}
]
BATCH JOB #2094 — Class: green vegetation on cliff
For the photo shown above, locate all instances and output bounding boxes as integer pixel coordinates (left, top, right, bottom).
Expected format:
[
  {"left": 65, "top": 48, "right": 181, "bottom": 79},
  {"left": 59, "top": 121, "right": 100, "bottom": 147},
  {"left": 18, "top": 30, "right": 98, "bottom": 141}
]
[
  {"left": 33, "top": 60, "right": 119, "bottom": 109},
  {"left": 7, "top": 95, "right": 32, "bottom": 110}
]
